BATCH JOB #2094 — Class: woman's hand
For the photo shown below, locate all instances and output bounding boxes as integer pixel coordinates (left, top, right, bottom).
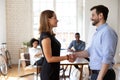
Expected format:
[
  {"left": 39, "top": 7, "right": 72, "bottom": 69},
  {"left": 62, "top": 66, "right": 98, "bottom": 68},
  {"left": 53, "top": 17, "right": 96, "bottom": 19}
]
[{"left": 68, "top": 54, "right": 76, "bottom": 62}]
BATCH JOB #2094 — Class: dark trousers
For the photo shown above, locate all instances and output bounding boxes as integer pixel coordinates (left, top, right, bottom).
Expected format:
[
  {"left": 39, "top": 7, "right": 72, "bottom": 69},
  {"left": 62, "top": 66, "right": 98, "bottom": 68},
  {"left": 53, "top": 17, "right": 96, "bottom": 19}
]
[{"left": 91, "top": 69, "right": 115, "bottom": 80}]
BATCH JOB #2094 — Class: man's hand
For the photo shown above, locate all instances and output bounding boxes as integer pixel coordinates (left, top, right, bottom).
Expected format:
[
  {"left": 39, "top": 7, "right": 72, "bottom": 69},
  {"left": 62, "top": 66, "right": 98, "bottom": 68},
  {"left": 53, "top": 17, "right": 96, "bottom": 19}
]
[{"left": 68, "top": 54, "right": 76, "bottom": 62}]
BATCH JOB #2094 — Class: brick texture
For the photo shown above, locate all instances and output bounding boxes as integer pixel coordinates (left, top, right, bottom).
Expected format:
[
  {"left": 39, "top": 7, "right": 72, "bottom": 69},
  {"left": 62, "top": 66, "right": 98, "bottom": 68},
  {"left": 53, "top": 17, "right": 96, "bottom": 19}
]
[{"left": 6, "top": 0, "right": 33, "bottom": 64}]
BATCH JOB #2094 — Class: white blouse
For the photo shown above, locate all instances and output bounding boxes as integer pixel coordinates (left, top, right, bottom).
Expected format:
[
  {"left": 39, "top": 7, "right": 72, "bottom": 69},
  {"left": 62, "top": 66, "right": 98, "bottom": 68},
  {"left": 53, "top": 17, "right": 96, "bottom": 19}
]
[{"left": 29, "top": 47, "right": 42, "bottom": 65}]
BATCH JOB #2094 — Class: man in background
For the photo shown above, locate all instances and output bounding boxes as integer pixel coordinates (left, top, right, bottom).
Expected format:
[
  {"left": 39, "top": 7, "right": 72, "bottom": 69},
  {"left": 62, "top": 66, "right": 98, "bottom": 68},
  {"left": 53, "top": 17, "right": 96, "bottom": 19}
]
[{"left": 67, "top": 32, "right": 87, "bottom": 69}]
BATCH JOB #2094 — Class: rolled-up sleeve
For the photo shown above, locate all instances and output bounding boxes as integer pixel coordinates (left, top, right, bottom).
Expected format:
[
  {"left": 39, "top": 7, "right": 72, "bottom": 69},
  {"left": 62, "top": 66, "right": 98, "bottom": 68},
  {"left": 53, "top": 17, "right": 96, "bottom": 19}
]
[{"left": 102, "top": 29, "right": 118, "bottom": 64}]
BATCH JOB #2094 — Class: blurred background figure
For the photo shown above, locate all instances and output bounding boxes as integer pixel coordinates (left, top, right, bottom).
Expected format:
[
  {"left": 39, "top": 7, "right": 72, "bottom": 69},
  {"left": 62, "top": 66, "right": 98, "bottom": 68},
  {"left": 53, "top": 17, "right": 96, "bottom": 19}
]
[
  {"left": 67, "top": 32, "right": 85, "bottom": 52},
  {"left": 67, "top": 32, "right": 87, "bottom": 70},
  {"left": 29, "top": 38, "right": 42, "bottom": 65}
]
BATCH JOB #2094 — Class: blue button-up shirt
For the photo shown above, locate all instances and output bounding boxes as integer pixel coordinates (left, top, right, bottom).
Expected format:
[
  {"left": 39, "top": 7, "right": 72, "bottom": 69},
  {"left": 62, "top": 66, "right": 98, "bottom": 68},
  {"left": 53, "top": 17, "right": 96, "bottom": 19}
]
[
  {"left": 68, "top": 40, "right": 85, "bottom": 51},
  {"left": 87, "top": 23, "right": 118, "bottom": 70}
]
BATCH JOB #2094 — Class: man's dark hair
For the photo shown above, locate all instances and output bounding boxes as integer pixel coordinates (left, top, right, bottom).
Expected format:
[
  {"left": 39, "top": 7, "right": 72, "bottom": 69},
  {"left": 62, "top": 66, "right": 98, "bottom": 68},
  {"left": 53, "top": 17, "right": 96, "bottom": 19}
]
[
  {"left": 75, "top": 33, "right": 80, "bottom": 36},
  {"left": 90, "top": 5, "right": 109, "bottom": 21}
]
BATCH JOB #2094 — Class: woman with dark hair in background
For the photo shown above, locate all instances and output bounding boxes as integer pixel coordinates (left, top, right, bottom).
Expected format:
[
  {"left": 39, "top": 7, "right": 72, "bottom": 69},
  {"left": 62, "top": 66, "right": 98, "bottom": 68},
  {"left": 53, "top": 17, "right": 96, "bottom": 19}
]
[{"left": 29, "top": 38, "right": 42, "bottom": 65}]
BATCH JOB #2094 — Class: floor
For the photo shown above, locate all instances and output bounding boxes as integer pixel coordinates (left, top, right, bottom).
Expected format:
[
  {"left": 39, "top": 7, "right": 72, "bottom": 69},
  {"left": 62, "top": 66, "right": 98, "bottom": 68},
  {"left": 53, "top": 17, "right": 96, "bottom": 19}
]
[
  {"left": 0, "top": 64, "right": 90, "bottom": 80},
  {"left": 0, "top": 64, "right": 37, "bottom": 80}
]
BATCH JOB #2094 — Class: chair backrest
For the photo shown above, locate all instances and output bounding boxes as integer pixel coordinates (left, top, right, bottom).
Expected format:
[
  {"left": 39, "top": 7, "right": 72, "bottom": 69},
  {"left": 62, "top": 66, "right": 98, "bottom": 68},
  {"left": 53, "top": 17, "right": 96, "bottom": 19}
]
[
  {"left": 20, "top": 52, "right": 42, "bottom": 75},
  {"left": 24, "top": 53, "right": 30, "bottom": 66},
  {"left": 20, "top": 52, "right": 30, "bottom": 68}
]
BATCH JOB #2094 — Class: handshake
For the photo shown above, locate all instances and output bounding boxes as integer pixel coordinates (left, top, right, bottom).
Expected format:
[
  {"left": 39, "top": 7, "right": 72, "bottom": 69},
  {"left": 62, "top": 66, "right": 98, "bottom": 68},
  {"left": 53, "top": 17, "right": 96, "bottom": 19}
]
[
  {"left": 66, "top": 53, "right": 77, "bottom": 62},
  {"left": 65, "top": 50, "right": 85, "bottom": 62}
]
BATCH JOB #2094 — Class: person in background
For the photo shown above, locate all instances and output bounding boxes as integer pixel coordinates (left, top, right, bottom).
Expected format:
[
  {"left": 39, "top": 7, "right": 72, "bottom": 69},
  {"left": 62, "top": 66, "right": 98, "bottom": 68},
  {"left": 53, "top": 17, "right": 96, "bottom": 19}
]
[
  {"left": 67, "top": 33, "right": 85, "bottom": 52},
  {"left": 39, "top": 10, "right": 71, "bottom": 80},
  {"left": 68, "top": 33, "right": 85, "bottom": 52},
  {"left": 29, "top": 38, "right": 42, "bottom": 65},
  {"left": 67, "top": 32, "right": 87, "bottom": 69},
  {"left": 70, "top": 5, "right": 118, "bottom": 80}
]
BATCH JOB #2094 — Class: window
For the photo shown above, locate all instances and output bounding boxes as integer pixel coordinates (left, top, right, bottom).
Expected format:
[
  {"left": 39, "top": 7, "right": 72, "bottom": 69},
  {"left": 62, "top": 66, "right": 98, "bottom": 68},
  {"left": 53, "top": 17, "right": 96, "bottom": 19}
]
[{"left": 33, "top": 0, "right": 84, "bottom": 49}]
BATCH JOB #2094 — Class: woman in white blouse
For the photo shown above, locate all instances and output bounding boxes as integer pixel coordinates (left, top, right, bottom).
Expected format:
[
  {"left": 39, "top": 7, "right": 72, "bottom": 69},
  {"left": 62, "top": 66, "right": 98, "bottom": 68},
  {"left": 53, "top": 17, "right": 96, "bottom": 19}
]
[{"left": 29, "top": 38, "right": 42, "bottom": 65}]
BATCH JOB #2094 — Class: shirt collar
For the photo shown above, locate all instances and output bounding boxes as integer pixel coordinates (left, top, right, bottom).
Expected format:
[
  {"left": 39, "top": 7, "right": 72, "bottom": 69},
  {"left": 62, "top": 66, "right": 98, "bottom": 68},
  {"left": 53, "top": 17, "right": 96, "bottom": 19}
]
[{"left": 96, "top": 23, "right": 107, "bottom": 31}]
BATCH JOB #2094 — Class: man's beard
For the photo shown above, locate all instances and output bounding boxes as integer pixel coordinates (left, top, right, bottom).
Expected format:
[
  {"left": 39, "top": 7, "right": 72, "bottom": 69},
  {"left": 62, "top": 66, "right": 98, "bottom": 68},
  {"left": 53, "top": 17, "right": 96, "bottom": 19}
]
[{"left": 92, "top": 19, "right": 99, "bottom": 26}]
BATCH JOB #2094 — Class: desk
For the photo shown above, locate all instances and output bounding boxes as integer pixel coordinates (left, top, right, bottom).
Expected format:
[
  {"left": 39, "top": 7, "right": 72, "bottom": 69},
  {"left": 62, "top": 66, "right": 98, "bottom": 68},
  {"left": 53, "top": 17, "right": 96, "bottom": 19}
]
[{"left": 60, "top": 58, "right": 88, "bottom": 80}]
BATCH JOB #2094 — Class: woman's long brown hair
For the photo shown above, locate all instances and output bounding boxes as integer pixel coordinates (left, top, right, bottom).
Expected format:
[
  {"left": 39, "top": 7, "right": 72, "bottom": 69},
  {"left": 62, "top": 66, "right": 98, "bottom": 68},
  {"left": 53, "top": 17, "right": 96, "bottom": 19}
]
[{"left": 39, "top": 10, "right": 55, "bottom": 35}]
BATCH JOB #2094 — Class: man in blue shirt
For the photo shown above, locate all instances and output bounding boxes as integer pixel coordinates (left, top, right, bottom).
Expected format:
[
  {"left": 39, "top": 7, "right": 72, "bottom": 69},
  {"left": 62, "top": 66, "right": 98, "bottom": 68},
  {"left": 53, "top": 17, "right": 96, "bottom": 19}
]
[
  {"left": 67, "top": 33, "right": 87, "bottom": 70},
  {"left": 68, "top": 33, "right": 85, "bottom": 52},
  {"left": 71, "top": 5, "right": 118, "bottom": 80},
  {"left": 68, "top": 32, "right": 91, "bottom": 75}
]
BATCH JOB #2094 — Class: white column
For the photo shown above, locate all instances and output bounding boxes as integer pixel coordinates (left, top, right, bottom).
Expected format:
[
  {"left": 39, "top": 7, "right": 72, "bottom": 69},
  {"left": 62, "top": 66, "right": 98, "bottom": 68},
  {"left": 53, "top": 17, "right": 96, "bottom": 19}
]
[{"left": 0, "top": 0, "right": 6, "bottom": 44}]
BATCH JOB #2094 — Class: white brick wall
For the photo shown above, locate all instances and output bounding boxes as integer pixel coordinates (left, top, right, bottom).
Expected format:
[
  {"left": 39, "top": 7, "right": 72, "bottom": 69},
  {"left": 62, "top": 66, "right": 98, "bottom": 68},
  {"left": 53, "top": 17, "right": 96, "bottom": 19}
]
[{"left": 6, "top": 0, "right": 33, "bottom": 64}]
